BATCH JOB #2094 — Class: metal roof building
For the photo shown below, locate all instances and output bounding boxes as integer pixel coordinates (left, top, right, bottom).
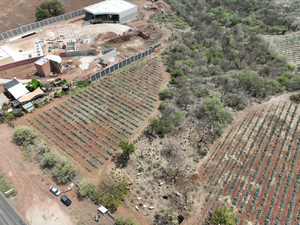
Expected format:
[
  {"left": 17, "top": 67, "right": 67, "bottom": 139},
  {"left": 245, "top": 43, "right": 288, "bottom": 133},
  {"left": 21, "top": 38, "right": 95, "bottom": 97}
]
[{"left": 84, "top": 0, "right": 138, "bottom": 24}]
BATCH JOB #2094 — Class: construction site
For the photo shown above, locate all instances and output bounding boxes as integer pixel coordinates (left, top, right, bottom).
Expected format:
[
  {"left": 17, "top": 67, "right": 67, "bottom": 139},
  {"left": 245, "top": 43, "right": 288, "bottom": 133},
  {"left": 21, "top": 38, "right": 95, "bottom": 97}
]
[{"left": 0, "top": 0, "right": 170, "bottom": 91}]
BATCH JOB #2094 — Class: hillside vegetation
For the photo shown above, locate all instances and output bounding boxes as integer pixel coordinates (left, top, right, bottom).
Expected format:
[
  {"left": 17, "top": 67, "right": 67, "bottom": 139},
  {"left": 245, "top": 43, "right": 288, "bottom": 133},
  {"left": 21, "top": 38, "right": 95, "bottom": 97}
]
[
  {"left": 149, "top": 0, "right": 300, "bottom": 144},
  {"left": 120, "top": 0, "right": 300, "bottom": 223}
]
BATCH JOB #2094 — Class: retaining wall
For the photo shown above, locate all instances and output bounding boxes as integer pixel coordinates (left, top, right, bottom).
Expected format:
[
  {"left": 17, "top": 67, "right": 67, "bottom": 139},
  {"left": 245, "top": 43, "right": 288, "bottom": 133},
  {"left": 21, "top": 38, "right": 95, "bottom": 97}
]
[
  {"left": 59, "top": 49, "right": 97, "bottom": 57},
  {"left": 0, "top": 56, "right": 43, "bottom": 71},
  {"left": 0, "top": 9, "right": 85, "bottom": 42},
  {"left": 90, "top": 43, "right": 161, "bottom": 82}
]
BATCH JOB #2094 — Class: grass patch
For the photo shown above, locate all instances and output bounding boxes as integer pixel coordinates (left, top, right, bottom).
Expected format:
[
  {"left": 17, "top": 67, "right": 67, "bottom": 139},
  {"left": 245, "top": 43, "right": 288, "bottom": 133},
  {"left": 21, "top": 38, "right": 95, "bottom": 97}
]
[
  {"left": 0, "top": 174, "right": 18, "bottom": 198},
  {"left": 20, "top": 146, "right": 33, "bottom": 163}
]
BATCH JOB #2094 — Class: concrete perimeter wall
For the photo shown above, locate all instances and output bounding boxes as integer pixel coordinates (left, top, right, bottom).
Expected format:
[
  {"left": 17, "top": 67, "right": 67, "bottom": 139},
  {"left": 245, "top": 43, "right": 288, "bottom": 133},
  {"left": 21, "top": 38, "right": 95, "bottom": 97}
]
[
  {"left": 59, "top": 49, "right": 97, "bottom": 57},
  {"left": 0, "top": 9, "right": 85, "bottom": 43},
  {"left": 0, "top": 56, "right": 43, "bottom": 71},
  {"left": 90, "top": 43, "right": 161, "bottom": 83}
]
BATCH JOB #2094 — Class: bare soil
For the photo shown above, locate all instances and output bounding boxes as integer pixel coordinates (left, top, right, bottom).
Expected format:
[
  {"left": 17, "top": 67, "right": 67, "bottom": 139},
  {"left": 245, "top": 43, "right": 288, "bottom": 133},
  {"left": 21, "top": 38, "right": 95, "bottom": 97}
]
[{"left": 0, "top": 124, "right": 105, "bottom": 225}]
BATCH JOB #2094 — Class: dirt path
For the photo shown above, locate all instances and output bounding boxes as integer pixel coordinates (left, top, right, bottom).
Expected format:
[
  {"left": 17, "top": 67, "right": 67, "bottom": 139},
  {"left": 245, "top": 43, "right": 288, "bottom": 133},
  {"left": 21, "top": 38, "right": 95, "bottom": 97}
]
[{"left": 0, "top": 124, "right": 74, "bottom": 225}]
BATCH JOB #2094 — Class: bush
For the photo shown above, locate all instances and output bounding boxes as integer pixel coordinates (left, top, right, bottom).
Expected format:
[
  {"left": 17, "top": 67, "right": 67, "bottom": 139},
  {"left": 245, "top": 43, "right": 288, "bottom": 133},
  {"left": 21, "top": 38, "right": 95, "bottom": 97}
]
[
  {"left": 92, "top": 176, "right": 129, "bottom": 211},
  {"left": 172, "top": 69, "right": 184, "bottom": 77},
  {"left": 149, "top": 117, "right": 173, "bottom": 135},
  {"left": 78, "top": 179, "right": 95, "bottom": 197},
  {"left": 116, "top": 215, "right": 140, "bottom": 225},
  {"left": 290, "top": 93, "right": 300, "bottom": 102},
  {"left": 74, "top": 80, "right": 88, "bottom": 88},
  {"left": 159, "top": 101, "right": 167, "bottom": 109},
  {"left": 118, "top": 140, "right": 135, "bottom": 157},
  {"left": 278, "top": 76, "right": 288, "bottom": 83},
  {"left": 203, "top": 96, "right": 234, "bottom": 135},
  {"left": 13, "top": 126, "right": 35, "bottom": 146},
  {"left": 27, "top": 78, "right": 45, "bottom": 91},
  {"left": 41, "top": 152, "right": 76, "bottom": 184},
  {"left": 211, "top": 205, "right": 239, "bottom": 225},
  {"left": 160, "top": 88, "right": 174, "bottom": 100},
  {"left": 5, "top": 112, "right": 14, "bottom": 120}
]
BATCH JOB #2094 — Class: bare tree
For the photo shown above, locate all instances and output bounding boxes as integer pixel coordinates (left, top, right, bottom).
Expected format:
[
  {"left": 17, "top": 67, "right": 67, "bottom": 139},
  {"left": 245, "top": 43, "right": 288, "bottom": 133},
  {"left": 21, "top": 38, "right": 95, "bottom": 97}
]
[{"left": 162, "top": 139, "right": 181, "bottom": 161}]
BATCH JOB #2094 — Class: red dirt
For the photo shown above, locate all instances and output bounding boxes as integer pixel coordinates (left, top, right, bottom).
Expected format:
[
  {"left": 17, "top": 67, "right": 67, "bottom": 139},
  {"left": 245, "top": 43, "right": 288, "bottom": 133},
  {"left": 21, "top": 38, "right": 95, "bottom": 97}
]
[{"left": 184, "top": 95, "right": 300, "bottom": 224}]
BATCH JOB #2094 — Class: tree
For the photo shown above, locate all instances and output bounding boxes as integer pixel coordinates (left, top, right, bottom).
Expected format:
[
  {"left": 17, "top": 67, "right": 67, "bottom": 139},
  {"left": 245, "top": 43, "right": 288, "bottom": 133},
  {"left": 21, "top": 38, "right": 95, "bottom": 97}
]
[
  {"left": 211, "top": 205, "right": 239, "bottom": 225},
  {"left": 27, "top": 78, "right": 45, "bottom": 91},
  {"left": 154, "top": 208, "right": 179, "bottom": 225},
  {"left": 35, "top": 0, "right": 65, "bottom": 21},
  {"left": 78, "top": 179, "right": 95, "bottom": 197},
  {"left": 92, "top": 176, "right": 129, "bottom": 211},
  {"left": 13, "top": 126, "right": 36, "bottom": 146},
  {"left": 41, "top": 152, "right": 77, "bottom": 184},
  {"left": 149, "top": 117, "right": 173, "bottom": 135},
  {"left": 118, "top": 140, "right": 135, "bottom": 157},
  {"left": 116, "top": 215, "right": 140, "bottom": 225},
  {"left": 35, "top": 7, "right": 51, "bottom": 21},
  {"left": 160, "top": 88, "right": 174, "bottom": 100}
]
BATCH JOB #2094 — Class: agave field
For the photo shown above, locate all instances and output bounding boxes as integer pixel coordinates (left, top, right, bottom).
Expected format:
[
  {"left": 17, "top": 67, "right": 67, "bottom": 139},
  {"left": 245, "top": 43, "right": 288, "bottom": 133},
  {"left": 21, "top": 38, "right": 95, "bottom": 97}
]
[
  {"left": 264, "top": 35, "right": 300, "bottom": 66},
  {"left": 200, "top": 101, "right": 300, "bottom": 224},
  {"left": 26, "top": 57, "right": 164, "bottom": 174}
]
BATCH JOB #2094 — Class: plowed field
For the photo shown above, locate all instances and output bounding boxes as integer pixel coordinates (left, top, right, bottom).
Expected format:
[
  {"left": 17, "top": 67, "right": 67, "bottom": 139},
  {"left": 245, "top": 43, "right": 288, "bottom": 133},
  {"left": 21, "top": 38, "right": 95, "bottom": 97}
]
[
  {"left": 0, "top": 0, "right": 102, "bottom": 33},
  {"left": 199, "top": 100, "right": 300, "bottom": 224},
  {"left": 26, "top": 57, "right": 166, "bottom": 177}
]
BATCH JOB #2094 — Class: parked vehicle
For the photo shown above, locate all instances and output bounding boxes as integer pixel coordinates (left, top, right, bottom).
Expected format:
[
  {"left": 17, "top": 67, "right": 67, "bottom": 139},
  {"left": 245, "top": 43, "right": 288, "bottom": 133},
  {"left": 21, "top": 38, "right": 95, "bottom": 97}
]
[
  {"left": 50, "top": 186, "right": 61, "bottom": 196},
  {"left": 61, "top": 195, "right": 72, "bottom": 206}
]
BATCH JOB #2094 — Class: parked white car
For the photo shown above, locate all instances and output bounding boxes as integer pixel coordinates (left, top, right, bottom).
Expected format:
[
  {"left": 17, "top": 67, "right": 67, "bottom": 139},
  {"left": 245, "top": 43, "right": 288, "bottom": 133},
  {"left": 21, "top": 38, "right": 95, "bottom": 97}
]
[{"left": 50, "top": 186, "right": 61, "bottom": 196}]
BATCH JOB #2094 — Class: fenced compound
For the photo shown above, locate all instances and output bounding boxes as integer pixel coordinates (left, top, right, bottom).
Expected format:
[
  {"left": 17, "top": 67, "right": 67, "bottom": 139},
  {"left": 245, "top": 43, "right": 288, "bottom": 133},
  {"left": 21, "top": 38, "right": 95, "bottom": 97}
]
[
  {"left": 27, "top": 56, "right": 164, "bottom": 175},
  {"left": 201, "top": 102, "right": 300, "bottom": 224},
  {"left": 90, "top": 43, "right": 161, "bottom": 82},
  {"left": 0, "top": 9, "right": 85, "bottom": 42}
]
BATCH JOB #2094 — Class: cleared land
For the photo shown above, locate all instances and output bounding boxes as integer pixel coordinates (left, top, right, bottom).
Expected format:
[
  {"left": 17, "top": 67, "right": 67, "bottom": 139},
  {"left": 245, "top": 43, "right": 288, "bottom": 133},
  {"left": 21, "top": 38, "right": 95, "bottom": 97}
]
[
  {"left": 0, "top": 0, "right": 103, "bottom": 33},
  {"left": 26, "top": 57, "right": 165, "bottom": 177},
  {"left": 194, "top": 97, "right": 300, "bottom": 224}
]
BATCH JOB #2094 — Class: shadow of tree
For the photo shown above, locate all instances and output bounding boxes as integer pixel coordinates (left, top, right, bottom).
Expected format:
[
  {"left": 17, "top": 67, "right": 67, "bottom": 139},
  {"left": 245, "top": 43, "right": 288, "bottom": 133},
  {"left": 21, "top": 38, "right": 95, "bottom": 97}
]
[{"left": 114, "top": 153, "right": 129, "bottom": 169}]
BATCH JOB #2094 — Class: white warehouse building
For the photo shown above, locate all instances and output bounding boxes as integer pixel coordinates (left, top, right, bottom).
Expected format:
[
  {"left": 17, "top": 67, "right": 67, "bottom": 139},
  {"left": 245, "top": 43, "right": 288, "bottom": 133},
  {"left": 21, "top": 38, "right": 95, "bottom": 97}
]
[{"left": 84, "top": 0, "right": 138, "bottom": 24}]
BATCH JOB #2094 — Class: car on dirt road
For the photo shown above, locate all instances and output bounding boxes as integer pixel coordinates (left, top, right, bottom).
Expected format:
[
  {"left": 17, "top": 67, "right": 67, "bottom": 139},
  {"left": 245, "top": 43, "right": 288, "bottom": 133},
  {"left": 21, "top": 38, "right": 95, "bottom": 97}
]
[
  {"left": 61, "top": 195, "right": 72, "bottom": 206},
  {"left": 50, "top": 186, "right": 61, "bottom": 196}
]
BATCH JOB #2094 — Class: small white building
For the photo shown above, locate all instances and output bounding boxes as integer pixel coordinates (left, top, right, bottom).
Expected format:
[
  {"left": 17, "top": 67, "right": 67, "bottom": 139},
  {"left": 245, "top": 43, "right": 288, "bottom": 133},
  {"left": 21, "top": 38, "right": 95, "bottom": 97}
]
[
  {"left": 3, "top": 78, "right": 29, "bottom": 100},
  {"left": 84, "top": 0, "right": 138, "bottom": 24}
]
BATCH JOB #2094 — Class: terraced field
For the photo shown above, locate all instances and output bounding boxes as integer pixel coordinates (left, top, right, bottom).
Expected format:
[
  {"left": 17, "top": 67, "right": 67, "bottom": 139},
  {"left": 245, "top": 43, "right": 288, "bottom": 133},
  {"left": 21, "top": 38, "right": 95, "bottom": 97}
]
[
  {"left": 26, "top": 57, "right": 165, "bottom": 175},
  {"left": 200, "top": 100, "right": 300, "bottom": 224},
  {"left": 0, "top": 0, "right": 102, "bottom": 33}
]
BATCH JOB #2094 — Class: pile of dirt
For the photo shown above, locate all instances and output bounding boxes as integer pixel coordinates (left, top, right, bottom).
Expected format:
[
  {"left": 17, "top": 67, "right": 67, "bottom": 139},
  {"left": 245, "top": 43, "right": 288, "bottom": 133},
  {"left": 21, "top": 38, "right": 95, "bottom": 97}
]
[
  {"left": 106, "top": 31, "right": 150, "bottom": 45},
  {"left": 141, "top": 24, "right": 164, "bottom": 40},
  {"left": 96, "top": 32, "right": 118, "bottom": 41}
]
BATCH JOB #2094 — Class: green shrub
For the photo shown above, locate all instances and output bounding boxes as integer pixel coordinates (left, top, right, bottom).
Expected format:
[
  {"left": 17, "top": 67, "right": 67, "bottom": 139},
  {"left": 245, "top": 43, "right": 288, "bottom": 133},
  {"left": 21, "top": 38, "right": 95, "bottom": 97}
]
[
  {"left": 41, "top": 152, "right": 76, "bottom": 184},
  {"left": 118, "top": 140, "right": 135, "bottom": 157},
  {"left": 159, "top": 101, "right": 167, "bottom": 109},
  {"left": 160, "top": 88, "right": 174, "bottom": 100},
  {"left": 182, "top": 61, "right": 192, "bottom": 68},
  {"left": 149, "top": 117, "right": 173, "bottom": 134},
  {"left": 278, "top": 76, "right": 288, "bottom": 83},
  {"left": 74, "top": 80, "right": 88, "bottom": 88},
  {"left": 5, "top": 112, "right": 14, "bottom": 120},
  {"left": 13, "top": 126, "right": 35, "bottom": 146},
  {"left": 172, "top": 69, "right": 184, "bottom": 77},
  {"left": 78, "top": 178, "right": 95, "bottom": 197}
]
